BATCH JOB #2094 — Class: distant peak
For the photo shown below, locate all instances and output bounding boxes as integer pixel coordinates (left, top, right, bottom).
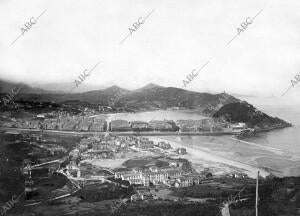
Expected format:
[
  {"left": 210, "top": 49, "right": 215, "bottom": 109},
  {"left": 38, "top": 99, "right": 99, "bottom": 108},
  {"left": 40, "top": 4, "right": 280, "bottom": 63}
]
[
  {"left": 103, "top": 85, "right": 122, "bottom": 92},
  {"left": 102, "top": 85, "right": 131, "bottom": 95},
  {"left": 142, "top": 83, "right": 162, "bottom": 89},
  {"left": 108, "top": 85, "right": 121, "bottom": 89}
]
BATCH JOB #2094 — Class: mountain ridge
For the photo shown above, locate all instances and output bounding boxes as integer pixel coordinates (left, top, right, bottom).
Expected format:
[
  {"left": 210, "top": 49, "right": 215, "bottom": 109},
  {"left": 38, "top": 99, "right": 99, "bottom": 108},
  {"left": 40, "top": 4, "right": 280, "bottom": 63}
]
[
  {"left": 0, "top": 79, "right": 239, "bottom": 108},
  {"left": 0, "top": 79, "right": 292, "bottom": 130}
]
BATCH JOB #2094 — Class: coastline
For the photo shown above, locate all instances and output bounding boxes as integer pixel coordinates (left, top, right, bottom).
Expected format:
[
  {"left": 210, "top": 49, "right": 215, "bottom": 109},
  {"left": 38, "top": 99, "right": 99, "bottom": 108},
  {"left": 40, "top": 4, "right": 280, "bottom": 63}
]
[
  {"left": 148, "top": 137, "right": 270, "bottom": 179},
  {"left": 0, "top": 125, "right": 291, "bottom": 136}
]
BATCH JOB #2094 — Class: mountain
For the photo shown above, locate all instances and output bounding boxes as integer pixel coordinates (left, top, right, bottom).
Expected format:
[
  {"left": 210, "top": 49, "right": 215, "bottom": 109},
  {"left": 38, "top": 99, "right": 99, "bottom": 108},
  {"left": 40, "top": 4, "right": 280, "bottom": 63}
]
[
  {"left": 70, "top": 85, "right": 132, "bottom": 104},
  {"left": 0, "top": 79, "right": 291, "bottom": 129},
  {"left": 135, "top": 83, "right": 164, "bottom": 92},
  {"left": 117, "top": 85, "right": 240, "bottom": 110},
  {"left": 0, "top": 79, "right": 60, "bottom": 94},
  {"left": 101, "top": 85, "right": 131, "bottom": 95},
  {"left": 213, "top": 101, "right": 291, "bottom": 129},
  {"left": 0, "top": 80, "right": 239, "bottom": 110}
]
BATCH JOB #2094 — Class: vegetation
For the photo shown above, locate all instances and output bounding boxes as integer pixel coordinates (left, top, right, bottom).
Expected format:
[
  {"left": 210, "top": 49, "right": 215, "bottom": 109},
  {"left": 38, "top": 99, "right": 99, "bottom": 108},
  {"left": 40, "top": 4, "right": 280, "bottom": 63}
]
[
  {"left": 213, "top": 101, "right": 291, "bottom": 128},
  {"left": 76, "top": 184, "right": 134, "bottom": 202}
]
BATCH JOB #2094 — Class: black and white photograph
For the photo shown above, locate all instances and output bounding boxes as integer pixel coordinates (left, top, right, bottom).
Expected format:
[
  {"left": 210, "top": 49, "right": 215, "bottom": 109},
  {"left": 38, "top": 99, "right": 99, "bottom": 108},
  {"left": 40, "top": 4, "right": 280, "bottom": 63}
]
[{"left": 0, "top": 0, "right": 300, "bottom": 215}]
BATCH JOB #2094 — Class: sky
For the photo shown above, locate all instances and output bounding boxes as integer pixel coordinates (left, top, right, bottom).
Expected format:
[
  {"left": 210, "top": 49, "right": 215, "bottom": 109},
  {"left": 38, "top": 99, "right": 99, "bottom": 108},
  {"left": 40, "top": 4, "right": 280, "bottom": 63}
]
[{"left": 0, "top": 0, "right": 300, "bottom": 106}]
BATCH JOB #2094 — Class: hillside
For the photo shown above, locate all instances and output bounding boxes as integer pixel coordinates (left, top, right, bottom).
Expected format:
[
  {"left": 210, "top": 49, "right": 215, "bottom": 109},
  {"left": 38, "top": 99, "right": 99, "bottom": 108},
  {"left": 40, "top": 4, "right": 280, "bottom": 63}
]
[
  {"left": 213, "top": 101, "right": 292, "bottom": 129},
  {"left": 0, "top": 79, "right": 292, "bottom": 130},
  {"left": 0, "top": 79, "right": 58, "bottom": 94},
  {"left": 0, "top": 79, "right": 240, "bottom": 110},
  {"left": 118, "top": 85, "right": 239, "bottom": 110}
]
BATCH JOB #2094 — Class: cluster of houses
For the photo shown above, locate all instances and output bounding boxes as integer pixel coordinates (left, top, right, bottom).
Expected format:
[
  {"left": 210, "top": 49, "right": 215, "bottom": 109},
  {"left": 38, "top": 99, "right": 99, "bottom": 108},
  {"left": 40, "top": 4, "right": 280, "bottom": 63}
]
[
  {"left": 109, "top": 119, "right": 178, "bottom": 132},
  {"left": 65, "top": 135, "right": 190, "bottom": 185},
  {"left": 69, "top": 135, "right": 116, "bottom": 160},
  {"left": 1, "top": 114, "right": 107, "bottom": 131},
  {"left": 65, "top": 161, "right": 114, "bottom": 180},
  {"left": 40, "top": 116, "right": 107, "bottom": 131},
  {"left": 1, "top": 119, "right": 40, "bottom": 129},
  {"left": 70, "top": 135, "right": 178, "bottom": 161},
  {"left": 1, "top": 111, "right": 249, "bottom": 134},
  {"left": 114, "top": 163, "right": 203, "bottom": 187}
]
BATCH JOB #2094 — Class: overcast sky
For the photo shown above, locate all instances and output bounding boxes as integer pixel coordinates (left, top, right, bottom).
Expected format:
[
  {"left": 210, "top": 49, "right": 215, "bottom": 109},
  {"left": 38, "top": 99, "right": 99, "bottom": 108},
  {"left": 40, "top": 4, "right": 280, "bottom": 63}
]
[{"left": 0, "top": 0, "right": 300, "bottom": 104}]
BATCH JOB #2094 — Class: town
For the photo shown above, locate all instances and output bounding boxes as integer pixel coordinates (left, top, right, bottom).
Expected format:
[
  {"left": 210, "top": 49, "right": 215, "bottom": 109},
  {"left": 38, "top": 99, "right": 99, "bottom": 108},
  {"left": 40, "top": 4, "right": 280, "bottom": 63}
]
[
  {"left": 0, "top": 111, "right": 250, "bottom": 134},
  {"left": 18, "top": 131, "right": 256, "bottom": 215}
]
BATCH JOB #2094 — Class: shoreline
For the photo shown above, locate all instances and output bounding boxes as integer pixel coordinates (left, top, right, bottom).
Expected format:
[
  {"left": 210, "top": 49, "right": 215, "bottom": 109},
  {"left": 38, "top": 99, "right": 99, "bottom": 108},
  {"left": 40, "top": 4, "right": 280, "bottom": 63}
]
[
  {"left": 0, "top": 126, "right": 290, "bottom": 136},
  {"left": 147, "top": 137, "right": 270, "bottom": 179}
]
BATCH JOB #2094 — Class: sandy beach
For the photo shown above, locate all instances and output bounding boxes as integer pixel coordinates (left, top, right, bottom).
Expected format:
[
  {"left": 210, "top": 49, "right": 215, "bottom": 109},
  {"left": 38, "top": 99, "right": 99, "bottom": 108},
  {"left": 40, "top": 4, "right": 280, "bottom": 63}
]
[{"left": 148, "top": 137, "right": 269, "bottom": 178}]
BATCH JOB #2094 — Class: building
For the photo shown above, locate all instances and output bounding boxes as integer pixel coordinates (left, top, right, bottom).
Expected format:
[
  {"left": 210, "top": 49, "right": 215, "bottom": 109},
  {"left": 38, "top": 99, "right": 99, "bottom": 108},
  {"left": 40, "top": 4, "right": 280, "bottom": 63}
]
[
  {"left": 131, "top": 190, "right": 152, "bottom": 201},
  {"left": 83, "top": 149, "right": 114, "bottom": 159},
  {"left": 120, "top": 173, "right": 144, "bottom": 185},
  {"left": 149, "top": 120, "right": 173, "bottom": 131},
  {"left": 114, "top": 168, "right": 133, "bottom": 179},
  {"left": 92, "top": 142, "right": 111, "bottom": 151},
  {"left": 116, "top": 167, "right": 183, "bottom": 186},
  {"left": 66, "top": 161, "right": 81, "bottom": 178},
  {"left": 149, "top": 166, "right": 158, "bottom": 172},
  {"left": 137, "top": 140, "right": 154, "bottom": 150},
  {"left": 111, "top": 120, "right": 131, "bottom": 131},
  {"left": 132, "top": 167, "right": 143, "bottom": 173},
  {"left": 176, "top": 120, "right": 202, "bottom": 132},
  {"left": 36, "top": 114, "right": 45, "bottom": 120},
  {"left": 173, "top": 175, "right": 202, "bottom": 187},
  {"left": 231, "top": 122, "right": 247, "bottom": 132},
  {"left": 131, "top": 121, "right": 150, "bottom": 131},
  {"left": 176, "top": 148, "right": 187, "bottom": 154},
  {"left": 90, "top": 118, "right": 106, "bottom": 131},
  {"left": 168, "top": 161, "right": 178, "bottom": 167},
  {"left": 69, "top": 148, "right": 80, "bottom": 159},
  {"left": 157, "top": 141, "right": 172, "bottom": 150},
  {"left": 78, "top": 119, "right": 91, "bottom": 131}
]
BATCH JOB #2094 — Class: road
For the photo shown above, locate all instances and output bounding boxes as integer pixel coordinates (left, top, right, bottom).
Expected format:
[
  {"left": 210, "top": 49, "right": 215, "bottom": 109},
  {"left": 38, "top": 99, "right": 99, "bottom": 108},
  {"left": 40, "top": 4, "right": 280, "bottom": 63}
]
[{"left": 0, "top": 127, "right": 238, "bottom": 136}]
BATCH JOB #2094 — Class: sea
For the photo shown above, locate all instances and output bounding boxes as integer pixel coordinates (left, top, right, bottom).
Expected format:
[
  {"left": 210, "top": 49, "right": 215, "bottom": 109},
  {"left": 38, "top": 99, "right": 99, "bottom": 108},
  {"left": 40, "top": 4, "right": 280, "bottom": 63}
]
[{"left": 93, "top": 98, "right": 300, "bottom": 177}]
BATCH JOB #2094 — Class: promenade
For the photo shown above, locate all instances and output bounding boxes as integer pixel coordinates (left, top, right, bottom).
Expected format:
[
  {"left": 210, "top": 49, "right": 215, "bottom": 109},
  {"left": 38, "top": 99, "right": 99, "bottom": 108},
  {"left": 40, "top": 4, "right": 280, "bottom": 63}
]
[{"left": 0, "top": 126, "right": 238, "bottom": 136}]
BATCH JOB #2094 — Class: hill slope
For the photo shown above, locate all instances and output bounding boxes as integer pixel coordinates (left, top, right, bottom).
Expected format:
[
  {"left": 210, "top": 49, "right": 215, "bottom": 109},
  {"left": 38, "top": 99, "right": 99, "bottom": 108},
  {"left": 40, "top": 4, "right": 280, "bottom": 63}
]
[
  {"left": 0, "top": 80, "right": 240, "bottom": 110},
  {"left": 213, "top": 101, "right": 291, "bottom": 129}
]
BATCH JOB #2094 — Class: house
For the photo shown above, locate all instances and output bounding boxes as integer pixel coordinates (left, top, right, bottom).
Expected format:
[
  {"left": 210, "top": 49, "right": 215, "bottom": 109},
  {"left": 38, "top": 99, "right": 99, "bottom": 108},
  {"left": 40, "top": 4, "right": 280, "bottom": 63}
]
[
  {"left": 157, "top": 141, "right": 172, "bottom": 150},
  {"left": 173, "top": 175, "right": 202, "bottom": 187},
  {"left": 169, "top": 161, "right": 178, "bottom": 167},
  {"left": 90, "top": 119, "right": 106, "bottom": 131},
  {"left": 149, "top": 166, "right": 158, "bottom": 172},
  {"left": 111, "top": 120, "right": 131, "bottom": 131},
  {"left": 79, "top": 143, "right": 89, "bottom": 152},
  {"left": 116, "top": 167, "right": 183, "bottom": 186},
  {"left": 149, "top": 120, "right": 173, "bottom": 131},
  {"left": 166, "top": 169, "right": 182, "bottom": 178},
  {"left": 36, "top": 114, "right": 45, "bottom": 120},
  {"left": 231, "top": 122, "right": 247, "bottom": 132},
  {"left": 136, "top": 190, "right": 152, "bottom": 200},
  {"left": 79, "top": 122, "right": 90, "bottom": 131},
  {"left": 131, "top": 193, "right": 144, "bottom": 201},
  {"left": 176, "top": 148, "right": 187, "bottom": 155},
  {"left": 132, "top": 167, "right": 143, "bottom": 173},
  {"left": 120, "top": 173, "right": 144, "bottom": 185},
  {"left": 143, "top": 171, "right": 169, "bottom": 185},
  {"left": 114, "top": 168, "right": 133, "bottom": 179},
  {"left": 176, "top": 120, "right": 202, "bottom": 132},
  {"left": 66, "top": 161, "right": 81, "bottom": 178},
  {"left": 92, "top": 142, "right": 110, "bottom": 151},
  {"left": 87, "top": 149, "right": 114, "bottom": 159},
  {"left": 69, "top": 148, "right": 80, "bottom": 159},
  {"left": 137, "top": 140, "right": 154, "bottom": 150},
  {"left": 131, "top": 121, "right": 150, "bottom": 131}
]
